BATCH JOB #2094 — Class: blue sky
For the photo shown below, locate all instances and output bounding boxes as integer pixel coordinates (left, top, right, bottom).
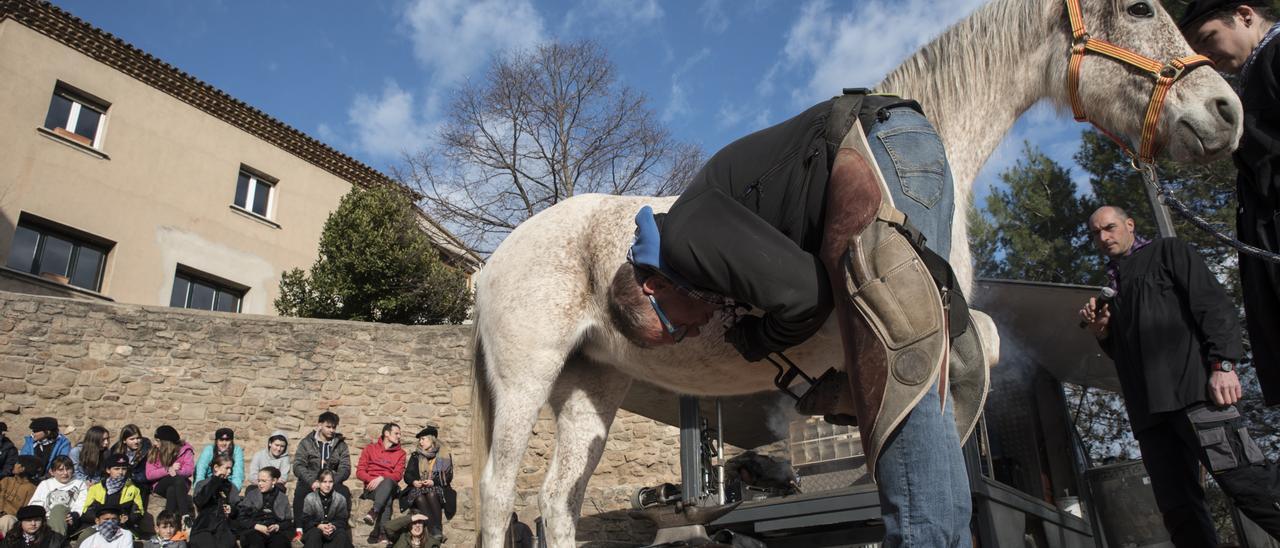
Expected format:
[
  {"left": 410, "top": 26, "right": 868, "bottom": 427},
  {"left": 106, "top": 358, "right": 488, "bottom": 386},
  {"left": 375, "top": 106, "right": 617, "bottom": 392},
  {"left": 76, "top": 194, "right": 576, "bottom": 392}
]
[{"left": 52, "top": 0, "right": 1089, "bottom": 209}]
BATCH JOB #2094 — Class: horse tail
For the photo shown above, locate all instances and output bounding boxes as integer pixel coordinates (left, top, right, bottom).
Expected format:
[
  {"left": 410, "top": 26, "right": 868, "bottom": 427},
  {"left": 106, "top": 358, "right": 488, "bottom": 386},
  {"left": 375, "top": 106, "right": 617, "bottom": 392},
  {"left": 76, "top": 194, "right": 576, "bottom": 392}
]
[{"left": 469, "top": 307, "right": 493, "bottom": 540}]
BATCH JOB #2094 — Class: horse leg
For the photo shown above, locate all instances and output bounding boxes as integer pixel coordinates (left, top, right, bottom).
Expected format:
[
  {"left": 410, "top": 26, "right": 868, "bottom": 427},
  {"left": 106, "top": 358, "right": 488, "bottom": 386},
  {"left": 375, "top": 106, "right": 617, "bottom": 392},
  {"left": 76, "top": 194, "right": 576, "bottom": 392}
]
[
  {"left": 539, "top": 359, "right": 632, "bottom": 548},
  {"left": 479, "top": 342, "right": 570, "bottom": 547}
]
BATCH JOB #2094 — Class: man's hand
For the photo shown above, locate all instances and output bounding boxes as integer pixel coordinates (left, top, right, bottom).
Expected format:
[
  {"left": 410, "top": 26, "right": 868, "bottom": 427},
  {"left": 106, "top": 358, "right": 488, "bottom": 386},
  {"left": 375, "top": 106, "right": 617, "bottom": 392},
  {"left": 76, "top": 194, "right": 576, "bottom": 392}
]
[
  {"left": 368, "top": 476, "right": 383, "bottom": 490},
  {"left": 1079, "top": 297, "right": 1110, "bottom": 339},
  {"left": 268, "top": 524, "right": 279, "bottom": 534},
  {"left": 255, "top": 524, "right": 270, "bottom": 535},
  {"left": 1209, "top": 370, "right": 1243, "bottom": 406}
]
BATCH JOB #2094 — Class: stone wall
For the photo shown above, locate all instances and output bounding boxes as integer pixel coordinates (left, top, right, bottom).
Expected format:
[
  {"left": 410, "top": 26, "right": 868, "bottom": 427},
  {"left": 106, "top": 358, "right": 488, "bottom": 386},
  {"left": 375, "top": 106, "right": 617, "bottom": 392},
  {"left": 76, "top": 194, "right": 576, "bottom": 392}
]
[{"left": 0, "top": 291, "right": 682, "bottom": 545}]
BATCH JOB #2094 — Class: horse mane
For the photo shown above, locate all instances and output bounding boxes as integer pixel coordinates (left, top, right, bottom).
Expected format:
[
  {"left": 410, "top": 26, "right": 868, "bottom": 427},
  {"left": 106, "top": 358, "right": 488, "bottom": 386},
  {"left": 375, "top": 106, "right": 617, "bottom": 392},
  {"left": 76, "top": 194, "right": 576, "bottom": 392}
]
[{"left": 875, "top": 0, "right": 1065, "bottom": 293}]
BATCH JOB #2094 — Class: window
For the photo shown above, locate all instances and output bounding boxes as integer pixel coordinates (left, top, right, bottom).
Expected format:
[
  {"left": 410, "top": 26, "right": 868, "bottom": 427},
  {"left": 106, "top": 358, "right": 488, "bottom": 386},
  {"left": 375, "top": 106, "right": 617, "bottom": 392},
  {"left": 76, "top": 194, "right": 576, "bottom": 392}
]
[
  {"left": 5, "top": 217, "right": 110, "bottom": 292},
  {"left": 43, "top": 84, "right": 108, "bottom": 148},
  {"left": 233, "top": 169, "right": 276, "bottom": 218},
  {"left": 170, "top": 268, "right": 245, "bottom": 313}
]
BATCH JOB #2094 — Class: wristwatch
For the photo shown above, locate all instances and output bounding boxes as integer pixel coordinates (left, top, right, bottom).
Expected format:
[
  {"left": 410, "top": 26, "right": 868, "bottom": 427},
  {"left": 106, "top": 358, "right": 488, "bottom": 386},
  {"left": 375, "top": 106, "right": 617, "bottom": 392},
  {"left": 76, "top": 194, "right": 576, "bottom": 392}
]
[{"left": 1211, "top": 360, "right": 1235, "bottom": 373}]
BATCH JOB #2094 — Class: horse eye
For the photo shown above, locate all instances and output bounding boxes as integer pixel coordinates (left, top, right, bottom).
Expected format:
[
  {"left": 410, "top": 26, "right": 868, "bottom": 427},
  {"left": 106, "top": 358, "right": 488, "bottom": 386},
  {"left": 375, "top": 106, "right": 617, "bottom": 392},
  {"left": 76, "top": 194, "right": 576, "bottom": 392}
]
[{"left": 1127, "top": 2, "right": 1154, "bottom": 18}]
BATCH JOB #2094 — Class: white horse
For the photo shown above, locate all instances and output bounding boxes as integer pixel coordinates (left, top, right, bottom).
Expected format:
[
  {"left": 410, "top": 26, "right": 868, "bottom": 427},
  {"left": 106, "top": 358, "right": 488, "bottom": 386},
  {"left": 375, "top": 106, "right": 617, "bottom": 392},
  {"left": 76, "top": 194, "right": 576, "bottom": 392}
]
[{"left": 470, "top": 0, "right": 1242, "bottom": 545}]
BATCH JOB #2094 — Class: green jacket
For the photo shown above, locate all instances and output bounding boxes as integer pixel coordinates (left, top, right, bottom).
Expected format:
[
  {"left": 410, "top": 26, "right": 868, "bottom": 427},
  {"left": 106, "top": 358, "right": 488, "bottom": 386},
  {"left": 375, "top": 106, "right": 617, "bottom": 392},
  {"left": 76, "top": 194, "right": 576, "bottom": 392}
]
[{"left": 382, "top": 513, "right": 441, "bottom": 548}]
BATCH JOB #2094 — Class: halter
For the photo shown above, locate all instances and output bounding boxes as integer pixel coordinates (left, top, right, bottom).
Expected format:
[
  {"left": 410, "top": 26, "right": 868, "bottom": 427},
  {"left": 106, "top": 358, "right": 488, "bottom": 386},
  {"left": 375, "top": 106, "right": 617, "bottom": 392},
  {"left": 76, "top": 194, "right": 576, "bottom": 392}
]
[{"left": 1065, "top": 0, "right": 1213, "bottom": 163}]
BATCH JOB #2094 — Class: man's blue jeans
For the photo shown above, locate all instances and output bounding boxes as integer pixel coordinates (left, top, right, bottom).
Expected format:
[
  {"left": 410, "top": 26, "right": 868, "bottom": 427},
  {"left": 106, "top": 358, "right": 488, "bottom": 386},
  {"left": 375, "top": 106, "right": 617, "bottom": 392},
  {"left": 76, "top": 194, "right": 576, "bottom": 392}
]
[{"left": 865, "top": 106, "right": 971, "bottom": 547}]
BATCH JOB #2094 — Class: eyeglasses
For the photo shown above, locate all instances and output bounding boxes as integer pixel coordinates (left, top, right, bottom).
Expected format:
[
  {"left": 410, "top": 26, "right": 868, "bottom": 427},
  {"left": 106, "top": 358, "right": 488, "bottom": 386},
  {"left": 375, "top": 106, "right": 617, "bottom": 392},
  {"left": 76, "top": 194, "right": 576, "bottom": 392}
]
[{"left": 648, "top": 294, "right": 689, "bottom": 343}]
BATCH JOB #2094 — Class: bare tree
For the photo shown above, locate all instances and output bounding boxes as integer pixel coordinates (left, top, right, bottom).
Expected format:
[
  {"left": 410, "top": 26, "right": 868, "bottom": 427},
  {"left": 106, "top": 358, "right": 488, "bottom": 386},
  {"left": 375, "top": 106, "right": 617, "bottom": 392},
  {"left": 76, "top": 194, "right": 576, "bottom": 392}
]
[{"left": 398, "top": 40, "right": 704, "bottom": 254}]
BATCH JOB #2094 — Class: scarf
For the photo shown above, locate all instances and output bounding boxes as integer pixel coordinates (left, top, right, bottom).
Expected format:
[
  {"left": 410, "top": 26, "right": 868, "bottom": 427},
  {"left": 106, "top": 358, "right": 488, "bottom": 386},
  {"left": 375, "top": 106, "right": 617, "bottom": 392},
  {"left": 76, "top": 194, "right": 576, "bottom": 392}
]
[
  {"left": 125, "top": 448, "right": 139, "bottom": 466},
  {"left": 1235, "top": 21, "right": 1280, "bottom": 93},
  {"left": 34, "top": 438, "right": 55, "bottom": 467},
  {"left": 1105, "top": 235, "right": 1152, "bottom": 292},
  {"left": 104, "top": 476, "right": 127, "bottom": 496},
  {"left": 21, "top": 532, "right": 38, "bottom": 546},
  {"left": 97, "top": 519, "right": 123, "bottom": 543}
]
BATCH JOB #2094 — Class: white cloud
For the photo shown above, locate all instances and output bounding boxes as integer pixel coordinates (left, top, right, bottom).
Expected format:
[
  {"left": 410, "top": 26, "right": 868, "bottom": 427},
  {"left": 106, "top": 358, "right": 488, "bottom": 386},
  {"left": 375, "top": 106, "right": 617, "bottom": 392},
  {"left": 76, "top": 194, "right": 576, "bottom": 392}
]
[
  {"left": 315, "top": 122, "right": 339, "bottom": 146},
  {"left": 716, "top": 102, "right": 747, "bottom": 131},
  {"left": 401, "top": 0, "right": 546, "bottom": 85},
  {"left": 662, "top": 48, "right": 712, "bottom": 124},
  {"left": 348, "top": 80, "right": 430, "bottom": 160},
  {"left": 699, "top": 0, "right": 729, "bottom": 34},
  {"left": 562, "top": 0, "right": 664, "bottom": 37},
  {"left": 770, "top": 0, "right": 986, "bottom": 107}
]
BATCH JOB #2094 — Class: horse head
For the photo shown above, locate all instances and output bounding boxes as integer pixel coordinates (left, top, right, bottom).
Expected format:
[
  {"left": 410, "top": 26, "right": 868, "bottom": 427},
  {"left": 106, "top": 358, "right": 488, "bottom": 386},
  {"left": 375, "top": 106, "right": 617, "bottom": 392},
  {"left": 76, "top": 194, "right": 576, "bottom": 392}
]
[{"left": 1058, "top": 0, "right": 1242, "bottom": 162}]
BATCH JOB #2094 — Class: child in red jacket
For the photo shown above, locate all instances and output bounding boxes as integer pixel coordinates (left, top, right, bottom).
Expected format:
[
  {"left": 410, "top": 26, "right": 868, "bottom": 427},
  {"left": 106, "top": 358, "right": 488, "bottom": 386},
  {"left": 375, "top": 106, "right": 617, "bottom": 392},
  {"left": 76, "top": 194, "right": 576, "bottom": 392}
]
[{"left": 355, "top": 424, "right": 404, "bottom": 545}]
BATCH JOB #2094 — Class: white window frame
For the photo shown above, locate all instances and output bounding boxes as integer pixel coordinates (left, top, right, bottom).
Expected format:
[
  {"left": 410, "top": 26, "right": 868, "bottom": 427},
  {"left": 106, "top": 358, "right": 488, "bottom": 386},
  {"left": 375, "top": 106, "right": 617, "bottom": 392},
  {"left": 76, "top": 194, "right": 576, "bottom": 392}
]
[
  {"left": 234, "top": 170, "right": 277, "bottom": 220},
  {"left": 45, "top": 86, "right": 108, "bottom": 149}
]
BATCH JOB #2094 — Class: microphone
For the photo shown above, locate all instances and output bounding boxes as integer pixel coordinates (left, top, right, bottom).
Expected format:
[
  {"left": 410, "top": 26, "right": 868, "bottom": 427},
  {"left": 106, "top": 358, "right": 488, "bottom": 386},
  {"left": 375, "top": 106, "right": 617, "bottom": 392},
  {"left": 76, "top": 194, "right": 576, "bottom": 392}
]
[{"left": 1079, "top": 287, "right": 1117, "bottom": 328}]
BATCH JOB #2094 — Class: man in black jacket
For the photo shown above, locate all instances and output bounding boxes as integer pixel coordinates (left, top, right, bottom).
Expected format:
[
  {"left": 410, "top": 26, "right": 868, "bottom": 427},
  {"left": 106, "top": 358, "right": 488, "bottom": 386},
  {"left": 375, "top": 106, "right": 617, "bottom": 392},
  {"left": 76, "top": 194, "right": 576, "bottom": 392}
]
[
  {"left": 1181, "top": 0, "right": 1280, "bottom": 405},
  {"left": 1080, "top": 206, "right": 1280, "bottom": 546},
  {"left": 623, "top": 92, "right": 973, "bottom": 546}
]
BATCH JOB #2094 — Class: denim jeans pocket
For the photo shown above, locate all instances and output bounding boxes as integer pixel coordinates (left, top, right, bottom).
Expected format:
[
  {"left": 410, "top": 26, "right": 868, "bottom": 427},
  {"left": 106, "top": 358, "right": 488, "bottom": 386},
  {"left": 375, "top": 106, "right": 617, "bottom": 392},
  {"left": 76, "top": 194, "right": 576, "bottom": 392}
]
[
  {"left": 1197, "top": 426, "right": 1239, "bottom": 471},
  {"left": 876, "top": 126, "right": 946, "bottom": 209}
]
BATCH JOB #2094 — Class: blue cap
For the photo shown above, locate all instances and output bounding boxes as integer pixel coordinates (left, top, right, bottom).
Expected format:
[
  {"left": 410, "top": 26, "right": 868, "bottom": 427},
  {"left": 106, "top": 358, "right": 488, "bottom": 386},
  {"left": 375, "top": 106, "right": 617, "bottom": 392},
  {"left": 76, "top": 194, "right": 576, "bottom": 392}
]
[{"left": 627, "top": 206, "right": 724, "bottom": 304}]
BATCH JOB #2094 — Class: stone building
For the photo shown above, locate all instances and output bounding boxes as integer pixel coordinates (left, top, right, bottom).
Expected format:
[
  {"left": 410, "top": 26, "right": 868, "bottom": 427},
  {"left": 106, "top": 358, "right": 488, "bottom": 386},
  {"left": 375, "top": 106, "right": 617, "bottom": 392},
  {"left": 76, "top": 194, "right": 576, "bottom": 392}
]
[{"left": 0, "top": 0, "right": 481, "bottom": 315}]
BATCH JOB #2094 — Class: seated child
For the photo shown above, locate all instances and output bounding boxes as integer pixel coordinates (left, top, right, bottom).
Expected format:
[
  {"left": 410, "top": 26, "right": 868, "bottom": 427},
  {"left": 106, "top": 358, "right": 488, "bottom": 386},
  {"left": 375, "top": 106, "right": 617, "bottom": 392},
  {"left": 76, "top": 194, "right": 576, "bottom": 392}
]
[
  {"left": 26, "top": 456, "right": 86, "bottom": 538},
  {"left": 76, "top": 505, "right": 132, "bottom": 548},
  {"left": 0, "top": 505, "right": 67, "bottom": 548},
  {"left": 141, "top": 511, "right": 188, "bottom": 548}
]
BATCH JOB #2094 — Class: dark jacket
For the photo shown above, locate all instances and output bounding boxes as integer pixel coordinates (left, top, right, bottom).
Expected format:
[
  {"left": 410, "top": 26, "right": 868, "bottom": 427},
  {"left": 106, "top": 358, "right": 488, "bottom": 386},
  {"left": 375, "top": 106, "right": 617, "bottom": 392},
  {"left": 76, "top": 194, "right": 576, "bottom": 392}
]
[
  {"left": 299, "top": 490, "right": 349, "bottom": 533},
  {"left": 1099, "top": 238, "right": 1244, "bottom": 432},
  {"left": 661, "top": 99, "right": 837, "bottom": 355},
  {"left": 112, "top": 438, "right": 151, "bottom": 487},
  {"left": 191, "top": 477, "right": 238, "bottom": 546},
  {"left": 292, "top": 432, "right": 350, "bottom": 487},
  {"left": 0, "top": 529, "right": 66, "bottom": 548},
  {"left": 1234, "top": 34, "right": 1280, "bottom": 404},
  {"left": 398, "top": 451, "right": 454, "bottom": 516},
  {"left": 0, "top": 434, "right": 16, "bottom": 479},
  {"left": 235, "top": 485, "right": 293, "bottom": 533}
]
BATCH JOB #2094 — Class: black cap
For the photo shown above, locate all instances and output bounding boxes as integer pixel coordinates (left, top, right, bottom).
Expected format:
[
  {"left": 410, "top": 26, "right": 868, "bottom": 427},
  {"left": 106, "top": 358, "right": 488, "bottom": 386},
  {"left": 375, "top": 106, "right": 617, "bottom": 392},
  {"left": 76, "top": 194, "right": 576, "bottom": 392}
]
[
  {"left": 106, "top": 453, "right": 129, "bottom": 469},
  {"left": 1179, "top": 0, "right": 1252, "bottom": 30},
  {"left": 29, "top": 417, "right": 57, "bottom": 432},
  {"left": 155, "top": 425, "right": 180, "bottom": 444},
  {"left": 94, "top": 505, "right": 121, "bottom": 517},
  {"left": 16, "top": 505, "right": 45, "bottom": 521},
  {"left": 416, "top": 425, "right": 438, "bottom": 439},
  {"left": 214, "top": 428, "right": 234, "bottom": 441}
]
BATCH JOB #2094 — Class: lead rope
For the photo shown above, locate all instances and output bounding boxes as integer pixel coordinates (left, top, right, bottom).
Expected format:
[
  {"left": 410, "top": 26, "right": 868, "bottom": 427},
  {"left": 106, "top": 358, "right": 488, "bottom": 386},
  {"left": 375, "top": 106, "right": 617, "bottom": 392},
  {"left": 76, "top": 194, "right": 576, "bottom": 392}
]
[{"left": 1138, "top": 161, "right": 1280, "bottom": 263}]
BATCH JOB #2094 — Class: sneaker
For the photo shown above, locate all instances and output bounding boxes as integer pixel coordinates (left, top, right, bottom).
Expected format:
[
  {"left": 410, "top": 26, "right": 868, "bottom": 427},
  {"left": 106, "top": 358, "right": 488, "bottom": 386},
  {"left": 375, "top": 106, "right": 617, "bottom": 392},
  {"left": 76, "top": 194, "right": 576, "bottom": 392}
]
[{"left": 362, "top": 512, "right": 376, "bottom": 526}]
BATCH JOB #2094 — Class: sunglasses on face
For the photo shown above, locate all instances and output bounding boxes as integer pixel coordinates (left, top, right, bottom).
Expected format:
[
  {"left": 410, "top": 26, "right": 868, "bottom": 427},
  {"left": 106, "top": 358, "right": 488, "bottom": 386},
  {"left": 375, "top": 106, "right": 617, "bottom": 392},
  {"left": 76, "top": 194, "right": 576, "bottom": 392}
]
[{"left": 647, "top": 294, "right": 689, "bottom": 343}]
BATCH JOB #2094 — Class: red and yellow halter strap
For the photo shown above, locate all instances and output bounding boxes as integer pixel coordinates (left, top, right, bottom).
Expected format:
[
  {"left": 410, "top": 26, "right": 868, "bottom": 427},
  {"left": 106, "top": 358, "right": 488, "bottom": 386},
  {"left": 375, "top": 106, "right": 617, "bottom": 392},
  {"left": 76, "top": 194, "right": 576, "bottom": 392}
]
[{"left": 1065, "top": 0, "right": 1213, "bottom": 163}]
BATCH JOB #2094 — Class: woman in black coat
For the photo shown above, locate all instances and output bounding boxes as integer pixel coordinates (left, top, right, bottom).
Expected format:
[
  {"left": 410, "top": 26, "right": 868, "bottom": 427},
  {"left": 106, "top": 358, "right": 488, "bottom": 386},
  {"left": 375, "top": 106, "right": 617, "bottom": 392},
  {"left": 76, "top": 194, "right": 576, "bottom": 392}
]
[
  {"left": 398, "top": 429, "right": 452, "bottom": 539},
  {"left": 188, "top": 455, "right": 236, "bottom": 548}
]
